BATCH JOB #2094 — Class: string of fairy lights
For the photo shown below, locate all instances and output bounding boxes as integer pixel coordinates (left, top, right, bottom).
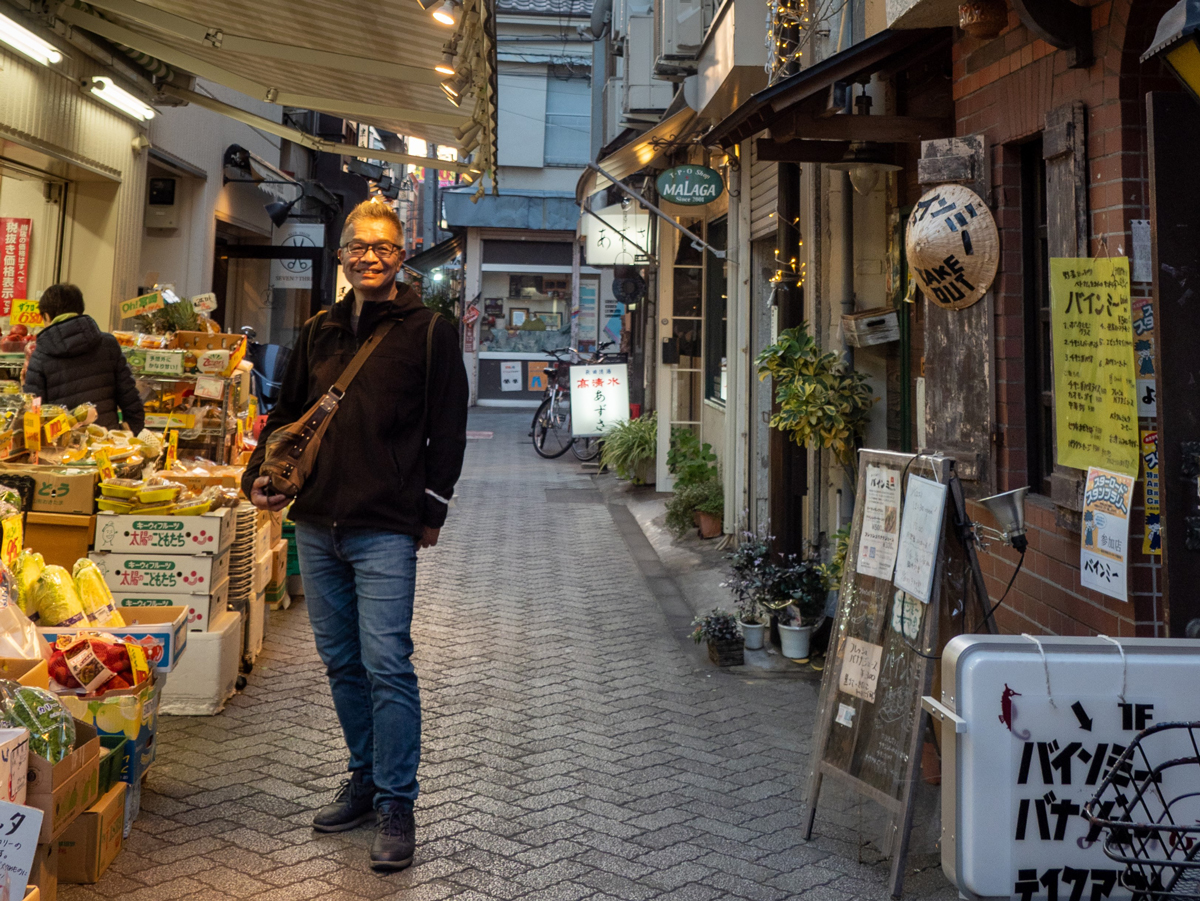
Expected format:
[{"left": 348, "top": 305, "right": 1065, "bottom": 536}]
[{"left": 764, "top": 0, "right": 852, "bottom": 85}]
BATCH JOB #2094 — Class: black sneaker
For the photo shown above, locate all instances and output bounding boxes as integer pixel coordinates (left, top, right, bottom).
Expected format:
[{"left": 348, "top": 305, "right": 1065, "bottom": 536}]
[
  {"left": 312, "top": 772, "right": 377, "bottom": 833},
  {"left": 370, "top": 801, "right": 416, "bottom": 871}
]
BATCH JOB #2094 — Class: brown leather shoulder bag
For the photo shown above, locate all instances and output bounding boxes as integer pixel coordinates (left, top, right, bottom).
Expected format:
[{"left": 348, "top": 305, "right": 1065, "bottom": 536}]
[{"left": 260, "top": 312, "right": 439, "bottom": 497}]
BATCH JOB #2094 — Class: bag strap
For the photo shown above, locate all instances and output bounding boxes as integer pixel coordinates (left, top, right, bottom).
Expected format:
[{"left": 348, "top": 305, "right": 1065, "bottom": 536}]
[
  {"left": 424, "top": 312, "right": 440, "bottom": 416},
  {"left": 330, "top": 318, "right": 398, "bottom": 400}
]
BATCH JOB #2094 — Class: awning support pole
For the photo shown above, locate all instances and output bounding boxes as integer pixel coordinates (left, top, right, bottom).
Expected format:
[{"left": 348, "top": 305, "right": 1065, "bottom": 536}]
[
  {"left": 581, "top": 203, "right": 655, "bottom": 263},
  {"left": 588, "top": 163, "right": 727, "bottom": 260}
]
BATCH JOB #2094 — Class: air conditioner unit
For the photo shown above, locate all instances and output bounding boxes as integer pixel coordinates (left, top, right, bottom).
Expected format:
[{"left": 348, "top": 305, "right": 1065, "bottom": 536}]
[
  {"left": 625, "top": 16, "right": 674, "bottom": 113},
  {"left": 603, "top": 76, "right": 625, "bottom": 145},
  {"left": 653, "top": 0, "right": 711, "bottom": 79}
]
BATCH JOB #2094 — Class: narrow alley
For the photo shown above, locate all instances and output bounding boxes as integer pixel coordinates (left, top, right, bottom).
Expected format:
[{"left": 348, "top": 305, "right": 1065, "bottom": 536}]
[{"left": 63, "top": 411, "right": 956, "bottom": 901}]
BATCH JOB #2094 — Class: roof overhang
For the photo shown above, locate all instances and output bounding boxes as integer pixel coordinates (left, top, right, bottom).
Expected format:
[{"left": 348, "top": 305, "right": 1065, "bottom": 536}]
[
  {"left": 406, "top": 234, "right": 465, "bottom": 273},
  {"left": 575, "top": 105, "right": 698, "bottom": 204},
  {"left": 54, "top": 0, "right": 499, "bottom": 187},
  {"left": 705, "top": 28, "right": 951, "bottom": 148}
]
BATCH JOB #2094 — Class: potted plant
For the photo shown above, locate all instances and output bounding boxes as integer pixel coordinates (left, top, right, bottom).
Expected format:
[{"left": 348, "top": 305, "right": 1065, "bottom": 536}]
[
  {"left": 693, "top": 480, "right": 724, "bottom": 538},
  {"left": 769, "top": 557, "right": 827, "bottom": 661},
  {"left": 756, "top": 324, "right": 876, "bottom": 486},
  {"left": 723, "top": 529, "right": 775, "bottom": 650},
  {"left": 600, "top": 412, "right": 657, "bottom": 485},
  {"left": 664, "top": 428, "right": 722, "bottom": 537},
  {"left": 689, "top": 609, "right": 743, "bottom": 666}
]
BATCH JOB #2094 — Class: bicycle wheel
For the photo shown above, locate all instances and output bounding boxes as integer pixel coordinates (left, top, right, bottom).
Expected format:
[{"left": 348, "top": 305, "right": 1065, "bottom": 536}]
[
  {"left": 571, "top": 436, "right": 602, "bottom": 461},
  {"left": 532, "top": 397, "right": 574, "bottom": 458}
]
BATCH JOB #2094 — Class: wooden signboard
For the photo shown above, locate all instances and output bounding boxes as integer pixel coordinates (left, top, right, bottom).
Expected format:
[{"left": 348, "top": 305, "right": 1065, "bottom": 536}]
[{"left": 803, "top": 450, "right": 990, "bottom": 898}]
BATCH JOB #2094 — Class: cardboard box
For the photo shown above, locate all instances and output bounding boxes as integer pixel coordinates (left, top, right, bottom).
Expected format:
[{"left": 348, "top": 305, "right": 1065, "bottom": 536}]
[
  {"left": 40, "top": 607, "right": 188, "bottom": 673},
  {"left": 160, "top": 610, "right": 241, "bottom": 717},
  {"left": 268, "top": 511, "right": 283, "bottom": 544},
  {"left": 56, "top": 781, "right": 125, "bottom": 884},
  {"left": 58, "top": 674, "right": 161, "bottom": 786},
  {"left": 0, "top": 727, "right": 29, "bottom": 805},
  {"left": 0, "top": 465, "right": 98, "bottom": 515},
  {"left": 31, "top": 841, "right": 55, "bottom": 901},
  {"left": 27, "top": 720, "right": 99, "bottom": 843},
  {"left": 25, "top": 885, "right": 40, "bottom": 901},
  {"left": 253, "top": 522, "right": 271, "bottom": 564},
  {"left": 269, "top": 538, "right": 287, "bottom": 588},
  {"left": 91, "top": 507, "right": 235, "bottom": 556},
  {"left": 96, "top": 736, "right": 126, "bottom": 796},
  {"left": 173, "top": 331, "right": 246, "bottom": 375},
  {"left": 169, "top": 473, "right": 242, "bottom": 493},
  {"left": 0, "top": 658, "right": 49, "bottom": 689},
  {"left": 88, "top": 549, "right": 229, "bottom": 596},
  {"left": 114, "top": 577, "right": 229, "bottom": 632},
  {"left": 246, "top": 590, "right": 266, "bottom": 662},
  {"left": 253, "top": 550, "right": 272, "bottom": 595},
  {"left": 25, "top": 514, "right": 95, "bottom": 570}
]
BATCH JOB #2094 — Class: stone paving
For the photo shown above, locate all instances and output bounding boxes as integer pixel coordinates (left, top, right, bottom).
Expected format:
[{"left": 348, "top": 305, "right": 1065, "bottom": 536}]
[{"left": 63, "top": 409, "right": 958, "bottom": 901}]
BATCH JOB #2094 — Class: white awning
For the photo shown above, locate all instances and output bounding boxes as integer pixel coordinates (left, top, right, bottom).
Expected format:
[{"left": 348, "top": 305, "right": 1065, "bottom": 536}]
[
  {"left": 56, "top": 0, "right": 499, "bottom": 185},
  {"left": 575, "top": 106, "right": 697, "bottom": 204}
]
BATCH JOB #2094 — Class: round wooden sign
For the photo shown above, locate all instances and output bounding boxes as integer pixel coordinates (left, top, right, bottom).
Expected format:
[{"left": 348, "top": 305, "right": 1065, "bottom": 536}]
[{"left": 906, "top": 184, "right": 999, "bottom": 311}]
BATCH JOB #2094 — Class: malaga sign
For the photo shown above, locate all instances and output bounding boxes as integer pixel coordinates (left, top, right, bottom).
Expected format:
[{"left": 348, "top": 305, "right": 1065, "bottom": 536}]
[{"left": 656, "top": 165, "right": 724, "bottom": 206}]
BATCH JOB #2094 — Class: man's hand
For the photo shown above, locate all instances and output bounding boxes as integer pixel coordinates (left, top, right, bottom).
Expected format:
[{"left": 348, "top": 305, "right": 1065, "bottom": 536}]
[
  {"left": 419, "top": 526, "right": 440, "bottom": 549},
  {"left": 250, "top": 476, "right": 290, "bottom": 512}
]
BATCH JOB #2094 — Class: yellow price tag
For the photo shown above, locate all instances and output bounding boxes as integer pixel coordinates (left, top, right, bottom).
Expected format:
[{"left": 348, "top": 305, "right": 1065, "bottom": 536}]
[
  {"left": 236, "top": 418, "right": 245, "bottom": 451},
  {"left": 95, "top": 449, "right": 115, "bottom": 482},
  {"left": 165, "top": 430, "right": 178, "bottom": 470},
  {"left": 42, "top": 413, "right": 70, "bottom": 442},
  {"left": 0, "top": 431, "right": 14, "bottom": 458},
  {"left": 247, "top": 396, "right": 258, "bottom": 423},
  {"left": 11, "top": 300, "right": 41, "bottom": 329},
  {"left": 119, "top": 291, "right": 164, "bottom": 320},
  {"left": 1, "top": 516, "right": 21, "bottom": 568},
  {"left": 22, "top": 411, "right": 39, "bottom": 463}
]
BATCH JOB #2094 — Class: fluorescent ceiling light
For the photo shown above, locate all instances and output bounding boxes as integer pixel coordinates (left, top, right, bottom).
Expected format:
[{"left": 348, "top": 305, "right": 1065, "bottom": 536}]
[
  {"left": 0, "top": 10, "right": 62, "bottom": 66},
  {"left": 87, "top": 76, "right": 155, "bottom": 121}
]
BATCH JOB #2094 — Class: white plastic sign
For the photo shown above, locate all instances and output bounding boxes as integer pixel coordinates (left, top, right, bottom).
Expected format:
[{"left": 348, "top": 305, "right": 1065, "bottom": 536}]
[
  {"left": 569, "top": 363, "right": 630, "bottom": 436},
  {"left": 0, "top": 799, "right": 43, "bottom": 899},
  {"left": 893, "top": 475, "right": 948, "bottom": 603}
]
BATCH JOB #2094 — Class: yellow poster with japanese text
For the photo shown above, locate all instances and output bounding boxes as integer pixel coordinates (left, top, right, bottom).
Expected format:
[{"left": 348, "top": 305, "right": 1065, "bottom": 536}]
[{"left": 1051, "top": 257, "right": 1139, "bottom": 476}]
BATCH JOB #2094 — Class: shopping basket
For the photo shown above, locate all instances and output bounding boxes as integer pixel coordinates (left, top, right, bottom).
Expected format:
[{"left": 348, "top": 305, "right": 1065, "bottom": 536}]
[{"left": 1084, "top": 722, "right": 1200, "bottom": 900}]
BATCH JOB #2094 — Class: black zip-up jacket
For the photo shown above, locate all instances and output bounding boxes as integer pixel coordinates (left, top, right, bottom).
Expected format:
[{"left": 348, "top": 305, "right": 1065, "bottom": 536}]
[
  {"left": 242, "top": 285, "right": 469, "bottom": 537},
  {"left": 23, "top": 315, "right": 145, "bottom": 433}
]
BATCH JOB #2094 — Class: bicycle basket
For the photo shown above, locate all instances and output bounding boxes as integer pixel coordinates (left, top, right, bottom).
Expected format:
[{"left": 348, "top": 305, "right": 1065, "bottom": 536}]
[{"left": 1084, "top": 722, "right": 1200, "bottom": 900}]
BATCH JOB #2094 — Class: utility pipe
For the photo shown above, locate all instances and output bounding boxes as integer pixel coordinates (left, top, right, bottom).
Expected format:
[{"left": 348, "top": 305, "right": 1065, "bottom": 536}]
[{"left": 841, "top": 172, "right": 855, "bottom": 369}]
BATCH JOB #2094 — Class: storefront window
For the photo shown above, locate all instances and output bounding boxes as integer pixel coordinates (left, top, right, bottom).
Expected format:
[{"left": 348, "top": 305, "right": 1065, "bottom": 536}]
[
  {"left": 0, "top": 157, "right": 67, "bottom": 309},
  {"left": 477, "top": 270, "right": 571, "bottom": 354}
]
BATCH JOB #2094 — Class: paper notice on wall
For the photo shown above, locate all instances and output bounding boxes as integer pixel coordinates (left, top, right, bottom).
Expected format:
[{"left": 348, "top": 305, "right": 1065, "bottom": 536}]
[
  {"left": 856, "top": 465, "right": 901, "bottom": 579},
  {"left": 893, "top": 475, "right": 948, "bottom": 603},
  {"left": 500, "top": 362, "right": 522, "bottom": 392},
  {"left": 891, "top": 590, "right": 923, "bottom": 640},
  {"left": 839, "top": 637, "right": 883, "bottom": 704},
  {"left": 1081, "top": 467, "right": 1137, "bottom": 602},
  {"left": 835, "top": 703, "right": 855, "bottom": 728},
  {"left": 1050, "top": 258, "right": 1140, "bottom": 476},
  {"left": 1142, "top": 430, "right": 1161, "bottom": 556},
  {"left": 1131, "top": 219, "right": 1152, "bottom": 283}
]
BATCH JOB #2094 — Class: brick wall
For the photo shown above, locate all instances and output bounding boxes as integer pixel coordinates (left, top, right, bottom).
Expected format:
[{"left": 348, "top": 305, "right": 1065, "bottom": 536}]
[{"left": 952, "top": 0, "right": 1177, "bottom": 637}]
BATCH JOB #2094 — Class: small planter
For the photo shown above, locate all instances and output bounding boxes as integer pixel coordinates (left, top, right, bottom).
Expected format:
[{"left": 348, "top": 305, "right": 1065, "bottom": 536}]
[
  {"left": 707, "top": 637, "right": 744, "bottom": 667},
  {"left": 696, "top": 511, "right": 722, "bottom": 539},
  {"left": 778, "top": 623, "right": 813, "bottom": 661},
  {"left": 739, "top": 620, "right": 765, "bottom": 650},
  {"left": 633, "top": 458, "right": 656, "bottom": 485}
]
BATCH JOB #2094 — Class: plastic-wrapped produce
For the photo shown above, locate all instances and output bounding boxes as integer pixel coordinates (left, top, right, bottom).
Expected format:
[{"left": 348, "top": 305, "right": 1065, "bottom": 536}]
[
  {"left": 0, "top": 681, "right": 75, "bottom": 762},
  {"left": 29, "top": 565, "right": 86, "bottom": 627},
  {"left": 13, "top": 551, "right": 44, "bottom": 620},
  {"left": 72, "top": 559, "right": 125, "bottom": 628}
]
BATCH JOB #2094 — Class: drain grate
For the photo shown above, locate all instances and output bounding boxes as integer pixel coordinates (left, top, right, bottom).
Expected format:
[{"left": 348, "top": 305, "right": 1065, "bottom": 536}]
[{"left": 545, "top": 488, "right": 604, "bottom": 504}]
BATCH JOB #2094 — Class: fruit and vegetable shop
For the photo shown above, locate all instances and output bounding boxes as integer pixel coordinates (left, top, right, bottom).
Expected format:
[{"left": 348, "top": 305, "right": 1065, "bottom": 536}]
[{"left": 0, "top": 288, "right": 293, "bottom": 899}]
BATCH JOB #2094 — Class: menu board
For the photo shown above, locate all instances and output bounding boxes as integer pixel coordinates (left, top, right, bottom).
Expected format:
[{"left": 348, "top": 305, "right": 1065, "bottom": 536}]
[{"left": 1050, "top": 257, "right": 1139, "bottom": 476}]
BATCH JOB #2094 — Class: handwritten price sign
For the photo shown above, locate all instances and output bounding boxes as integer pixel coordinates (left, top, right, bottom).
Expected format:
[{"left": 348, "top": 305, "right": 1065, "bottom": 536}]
[
  {"left": 119, "top": 291, "right": 164, "bottom": 320},
  {"left": 10, "top": 300, "right": 41, "bottom": 328}
]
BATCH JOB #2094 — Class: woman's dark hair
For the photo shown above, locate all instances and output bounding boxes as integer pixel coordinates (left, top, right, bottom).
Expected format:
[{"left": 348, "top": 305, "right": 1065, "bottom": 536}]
[{"left": 38, "top": 284, "right": 86, "bottom": 320}]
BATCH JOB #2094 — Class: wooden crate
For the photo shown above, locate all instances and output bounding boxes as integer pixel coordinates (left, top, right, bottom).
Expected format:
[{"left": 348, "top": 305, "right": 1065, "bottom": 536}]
[{"left": 841, "top": 307, "right": 900, "bottom": 347}]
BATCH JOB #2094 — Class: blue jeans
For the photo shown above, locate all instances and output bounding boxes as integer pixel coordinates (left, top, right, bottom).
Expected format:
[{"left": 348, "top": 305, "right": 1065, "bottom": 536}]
[{"left": 295, "top": 523, "right": 421, "bottom": 806}]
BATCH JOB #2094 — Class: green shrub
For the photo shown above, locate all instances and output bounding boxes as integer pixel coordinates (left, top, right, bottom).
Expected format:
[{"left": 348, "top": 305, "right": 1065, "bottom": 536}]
[
  {"left": 667, "top": 427, "right": 717, "bottom": 488},
  {"left": 665, "top": 479, "right": 724, "bottom": 537},
  {"left": 600, "top": 412, "right": 657, "bottom": 483},
  {"left": 689, "top": 609, "right": 739, "bottom": 644}
]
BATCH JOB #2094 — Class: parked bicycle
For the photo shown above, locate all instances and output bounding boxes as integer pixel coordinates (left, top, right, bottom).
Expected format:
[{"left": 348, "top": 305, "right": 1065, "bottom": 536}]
[{"left": 530, "top": 342, "right": 617, "bottom": 460}]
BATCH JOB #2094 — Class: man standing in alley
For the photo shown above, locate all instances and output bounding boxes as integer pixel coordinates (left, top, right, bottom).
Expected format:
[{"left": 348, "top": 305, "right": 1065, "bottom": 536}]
[{"left": 244, "top": 198, "right": 468, "bottom": 871}]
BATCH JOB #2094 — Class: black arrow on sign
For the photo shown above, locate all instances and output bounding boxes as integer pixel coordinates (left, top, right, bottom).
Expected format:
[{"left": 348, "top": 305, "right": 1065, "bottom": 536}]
[{"left": 1072, "top": 701, "right": 1093, "bottom": 731}]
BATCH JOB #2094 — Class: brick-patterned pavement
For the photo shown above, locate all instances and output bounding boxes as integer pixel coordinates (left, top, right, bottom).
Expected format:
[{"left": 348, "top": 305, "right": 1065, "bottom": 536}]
[{"left": 63, "top": 410, "right": 958, "bottom": 901}]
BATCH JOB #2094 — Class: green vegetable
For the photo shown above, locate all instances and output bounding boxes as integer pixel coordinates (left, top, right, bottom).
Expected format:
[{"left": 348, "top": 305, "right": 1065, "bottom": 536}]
[{"left": 0, "top": 682, "right": 75, "bottom": 762}]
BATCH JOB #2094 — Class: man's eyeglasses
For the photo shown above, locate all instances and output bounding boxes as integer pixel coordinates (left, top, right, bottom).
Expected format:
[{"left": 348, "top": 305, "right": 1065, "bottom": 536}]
[{"left": 340, "top": 241, "right": 402, "bottom": 261}]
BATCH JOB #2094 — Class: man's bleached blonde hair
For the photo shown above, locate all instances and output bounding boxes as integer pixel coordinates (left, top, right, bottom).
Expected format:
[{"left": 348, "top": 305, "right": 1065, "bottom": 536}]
[{"left": 340, "top": 198, "right": 404, "bottom": 246}]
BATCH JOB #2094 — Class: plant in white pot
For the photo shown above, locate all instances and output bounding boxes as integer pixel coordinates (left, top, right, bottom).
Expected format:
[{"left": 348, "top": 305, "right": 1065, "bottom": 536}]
[
  {"left": 768, "top": 557, "right": 827, "bottom": 662},
  {"left": 722, "top": 529, "right": 775, "bottom": 650}
]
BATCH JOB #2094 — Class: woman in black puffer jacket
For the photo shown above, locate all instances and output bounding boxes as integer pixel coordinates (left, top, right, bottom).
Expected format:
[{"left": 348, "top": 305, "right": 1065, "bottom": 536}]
[{"left": 22, "top": 284, "right": 144, "bottom": 433}]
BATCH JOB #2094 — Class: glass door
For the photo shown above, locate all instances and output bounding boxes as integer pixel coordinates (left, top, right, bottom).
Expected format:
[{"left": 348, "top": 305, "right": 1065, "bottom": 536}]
[{"left": 215, "top": 244, "right": 326, "bottom": 351}]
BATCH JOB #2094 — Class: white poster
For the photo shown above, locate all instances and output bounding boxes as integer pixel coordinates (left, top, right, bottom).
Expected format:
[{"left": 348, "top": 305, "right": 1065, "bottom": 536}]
[
  {"left": 499, "top": 362, "right": 521, "bottom": 392},
  {"left": 569, "top": 363, "right": 630, "bottom": 436},
  {"left": 1081, "top": 466, "right": 1136, "bottom": 602},
  {"left": 583, "top": 203, "right": 651, "bottom": 266},
  {"left": 893, "top": 474, "right": 948, "bottom": 603},
  {"left": 271, "top": 221, "right": 325, "bottom": 289},
  {"left": 839, "top": 637, "right": 883, "bottom": 704},
  {"left": 855, "top": 465, "right": 901, "bottom": 579}
]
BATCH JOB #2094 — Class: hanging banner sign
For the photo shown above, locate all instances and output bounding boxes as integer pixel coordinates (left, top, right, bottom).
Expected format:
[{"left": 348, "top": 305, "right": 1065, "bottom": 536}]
[
  {"left": 906, "top": 185, "right": 998, "bottom": 310},
  {"left": 1080, "top": 466, "right": 1136, "bottom": 602},
  {"left": 569, "top": 363, "right": 629, "bottom": 436},
  {"left": 0, "top": 218, "right": 31, "bottom": 317},
  {"left": 1050, "top": 257, "right": 1139, "bottom": 476},
  {"left": 119, "top": 292, "right": 163, "bottom": 320},
  {"left": 1142, "top": 429, "right": 1161, "bottom": 555},
  {"left": 1132, "top": 296, "right": 1157, "bottom": 418},
  {"left": 583, "top": 204, "right": 652, "bottom": 266},
  {"left": 270, "top": 221, "right": 324, "bottom": 289},
  {"left": 655, "top": 165, "right": 724, "bottom": 206}
]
